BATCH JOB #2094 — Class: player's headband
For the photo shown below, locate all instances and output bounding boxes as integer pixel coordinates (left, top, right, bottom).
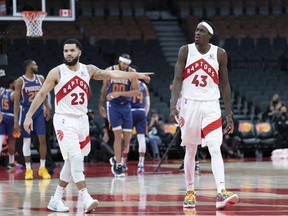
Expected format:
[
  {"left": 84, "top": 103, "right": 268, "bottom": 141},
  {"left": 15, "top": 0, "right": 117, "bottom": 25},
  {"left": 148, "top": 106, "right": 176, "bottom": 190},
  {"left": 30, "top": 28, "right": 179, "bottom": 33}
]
[
  {"left": 119, "top": 56, "right": 131, "bottom": 65},
  {"left": 199, "top": 21, "right": 214, "bottom": 35}
]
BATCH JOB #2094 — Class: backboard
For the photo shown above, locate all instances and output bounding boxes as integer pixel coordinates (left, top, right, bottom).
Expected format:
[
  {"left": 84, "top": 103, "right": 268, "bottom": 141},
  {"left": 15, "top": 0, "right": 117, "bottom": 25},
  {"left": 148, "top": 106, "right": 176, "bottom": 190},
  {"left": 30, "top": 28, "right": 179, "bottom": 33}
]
[{"left": 0, "top": 0, "right": 75, "bottom": 21}]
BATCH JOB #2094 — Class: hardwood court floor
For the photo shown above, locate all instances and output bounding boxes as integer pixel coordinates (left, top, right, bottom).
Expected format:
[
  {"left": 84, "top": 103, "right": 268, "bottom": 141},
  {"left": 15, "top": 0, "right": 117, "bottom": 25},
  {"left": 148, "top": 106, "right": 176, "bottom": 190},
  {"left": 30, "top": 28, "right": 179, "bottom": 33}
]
[{"left": 0, "top": 157, "right": 287, "bottom": 216}]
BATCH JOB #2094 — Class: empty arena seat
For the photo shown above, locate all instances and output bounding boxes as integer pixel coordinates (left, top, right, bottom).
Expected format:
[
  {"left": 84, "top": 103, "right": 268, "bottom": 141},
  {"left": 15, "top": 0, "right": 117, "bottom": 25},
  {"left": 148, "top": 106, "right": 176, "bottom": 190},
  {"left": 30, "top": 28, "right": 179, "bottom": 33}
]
[{"left": 238, "top": 121, "right": 259, "bottom": 157}]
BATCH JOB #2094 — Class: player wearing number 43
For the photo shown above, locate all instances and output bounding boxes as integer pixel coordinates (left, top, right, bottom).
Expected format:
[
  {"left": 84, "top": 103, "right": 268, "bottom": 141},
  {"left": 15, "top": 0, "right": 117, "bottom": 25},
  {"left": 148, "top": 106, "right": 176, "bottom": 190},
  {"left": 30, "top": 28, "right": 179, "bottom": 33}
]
[
  {"left": 170, "top": 21, "right": 238, "bottom": 209},
  {"left": 23, "top": 39, "right": 152, "bottom": 213}
]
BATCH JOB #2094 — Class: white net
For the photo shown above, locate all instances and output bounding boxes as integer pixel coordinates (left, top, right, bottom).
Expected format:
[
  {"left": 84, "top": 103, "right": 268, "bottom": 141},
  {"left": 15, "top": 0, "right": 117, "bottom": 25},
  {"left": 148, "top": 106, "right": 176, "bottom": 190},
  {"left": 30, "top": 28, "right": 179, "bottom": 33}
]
[{"left": 21, "top": 11, "right": 47, "bottom": 37}]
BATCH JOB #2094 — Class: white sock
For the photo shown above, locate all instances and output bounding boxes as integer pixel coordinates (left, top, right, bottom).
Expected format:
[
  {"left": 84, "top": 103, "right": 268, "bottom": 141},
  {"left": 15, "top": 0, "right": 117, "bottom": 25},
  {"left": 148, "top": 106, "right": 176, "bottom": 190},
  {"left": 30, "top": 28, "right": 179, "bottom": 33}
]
[
  {"left": 207, "top": 142, "right": 225, "bottom": 193},
  {"left": 25, "top": 162, "right": 31, "bottom": 170},
  {"left": 184, "top": 145, "right": 198, "bottom": 191},
  {"left": 54, "top": 185, "right": 65, "bottom": 200},
  {"left": 121, "top": 157, "right": 126, "bottom": 165},
  {"left": 40, "top": 159, "right": 46, "bottom": 167},
  {"left": 79, "top": 188, "right": 91, "bottom": 200},
  {"left": 138, "top": 156, "right": 144, "bottom": 166},
  {"left": 9, "top": 155, "right": 15, "bottom": 163}
]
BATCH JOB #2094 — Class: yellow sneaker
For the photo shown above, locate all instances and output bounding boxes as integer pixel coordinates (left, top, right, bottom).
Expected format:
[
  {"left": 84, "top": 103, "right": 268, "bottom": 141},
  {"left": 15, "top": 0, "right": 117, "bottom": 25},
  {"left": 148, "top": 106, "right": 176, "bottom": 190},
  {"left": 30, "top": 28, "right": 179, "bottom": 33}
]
[
  {"left": 216, "top": 189, "right": 239, "bottom": 209},
  {"left": 183, "top": 190, "right": 196, "bottom": 208},
  {"left": 25, "top": 169, "right": 33, "bottom": 180},
  {"left": 38, "top": 167, "right": 51, "bottom": 179}
]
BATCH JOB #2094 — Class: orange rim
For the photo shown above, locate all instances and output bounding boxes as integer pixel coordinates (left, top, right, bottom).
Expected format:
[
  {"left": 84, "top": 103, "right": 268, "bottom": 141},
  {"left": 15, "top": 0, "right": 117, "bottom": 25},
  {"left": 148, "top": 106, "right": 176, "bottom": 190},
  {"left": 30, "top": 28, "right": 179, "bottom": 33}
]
[{"left": 21, "top": 11, "right": 47, "bottom": 21}]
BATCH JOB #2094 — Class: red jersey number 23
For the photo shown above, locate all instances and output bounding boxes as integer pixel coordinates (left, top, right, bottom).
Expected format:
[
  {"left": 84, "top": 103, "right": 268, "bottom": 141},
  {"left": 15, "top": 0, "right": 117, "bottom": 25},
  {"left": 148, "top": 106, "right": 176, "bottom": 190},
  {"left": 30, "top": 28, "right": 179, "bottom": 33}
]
[{"left": 71, "top": 92, "right": 85, "bottom": 105}]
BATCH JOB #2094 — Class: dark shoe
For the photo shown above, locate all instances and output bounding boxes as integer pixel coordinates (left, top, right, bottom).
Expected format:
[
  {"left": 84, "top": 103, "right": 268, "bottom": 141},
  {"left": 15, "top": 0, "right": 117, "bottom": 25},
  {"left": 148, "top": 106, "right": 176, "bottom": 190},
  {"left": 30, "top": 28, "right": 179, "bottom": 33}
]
[
  {"left": 111, "top": 164, "right": 125, "bottom": 177},
  {"left": 46, "top": 163, "right": 57, "bottom": 175},
  {"left": 178, "top": 163, "right": 184, "bottom": 171}
]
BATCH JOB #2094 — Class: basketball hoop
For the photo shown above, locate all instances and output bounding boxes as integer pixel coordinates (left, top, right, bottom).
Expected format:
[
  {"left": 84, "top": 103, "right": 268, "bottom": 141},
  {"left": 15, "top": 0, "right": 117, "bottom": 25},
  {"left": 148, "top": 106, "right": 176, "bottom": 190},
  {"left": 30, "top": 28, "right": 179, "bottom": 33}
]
[{"left": 21, "top": 11, "right": 47, "bottom": 37}]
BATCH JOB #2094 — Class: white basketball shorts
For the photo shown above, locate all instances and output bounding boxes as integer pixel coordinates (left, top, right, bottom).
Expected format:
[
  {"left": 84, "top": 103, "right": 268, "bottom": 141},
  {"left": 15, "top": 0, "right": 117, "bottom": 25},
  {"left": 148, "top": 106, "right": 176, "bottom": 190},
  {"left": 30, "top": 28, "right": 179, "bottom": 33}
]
[
  {"left": 179, "top": 99, "right": 223, "bottom": 146},
  {"left": 53, "top": 113, "right": 91, "bottom": 160}
]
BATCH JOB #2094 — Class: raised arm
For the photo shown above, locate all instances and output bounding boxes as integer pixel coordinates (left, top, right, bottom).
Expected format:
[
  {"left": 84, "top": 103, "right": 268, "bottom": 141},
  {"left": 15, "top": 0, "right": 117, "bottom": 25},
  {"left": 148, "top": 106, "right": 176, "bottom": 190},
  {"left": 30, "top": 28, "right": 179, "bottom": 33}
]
[{"left": 86, "top": 64, "right": 152, "bottom": 83}]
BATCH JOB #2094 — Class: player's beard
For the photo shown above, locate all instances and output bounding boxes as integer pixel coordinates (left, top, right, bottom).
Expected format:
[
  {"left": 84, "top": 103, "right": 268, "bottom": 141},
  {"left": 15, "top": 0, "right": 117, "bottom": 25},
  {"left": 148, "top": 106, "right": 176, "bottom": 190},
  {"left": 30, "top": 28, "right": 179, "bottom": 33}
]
[
  {"left": 31, "top": 67, "right": 38, "bottom": 74},
  {"left": 64, "top": 56, "right": 79, "bottom": 66}
]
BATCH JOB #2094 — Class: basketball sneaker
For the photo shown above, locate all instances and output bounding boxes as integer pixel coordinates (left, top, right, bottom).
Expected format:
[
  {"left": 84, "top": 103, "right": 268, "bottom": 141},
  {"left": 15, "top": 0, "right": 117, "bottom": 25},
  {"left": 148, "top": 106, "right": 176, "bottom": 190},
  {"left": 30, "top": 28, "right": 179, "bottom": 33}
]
[
  {"left": 183, "top": 190, "right": 196, "bottom": 208},
  {"left": 178, "top": 163, "right": 184, "bottom": 171},
  {"left": 111, "top": 164, "right": 125, "bottom": 177},
  {"left": 47, "top": 196, "right": 69, "bottom": 212},
  {"left": 122, "top": 163, "right": 128, "bottom": 172},
  {"left": 183, "top": 208, "right": 197, "bottom": 216},
  {"left": 7, "top": 161, "right": 23, "bottom": 170},
  {"left": 25, "top": 169, "right": 33, "bottom": 180},
  {"left": 216, "top": 189, "right": 239, "bottom": 209},
  {"left": 137, "top": 165, "right": 144, "bottom": 174},
  {"left": 109, "top": 156, "right": 116, "bottom": 166},
  {"left": 38, "top": 167, "right": 51, "bottom": 179},
  {"left": 83, "top": 197, "right": 99, "bottom": 213}
]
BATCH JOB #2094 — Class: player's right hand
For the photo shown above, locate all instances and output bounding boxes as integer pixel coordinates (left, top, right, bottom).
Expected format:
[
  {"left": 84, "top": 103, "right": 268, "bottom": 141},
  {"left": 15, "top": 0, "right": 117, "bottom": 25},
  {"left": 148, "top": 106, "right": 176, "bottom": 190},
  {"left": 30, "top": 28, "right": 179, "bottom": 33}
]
[{"left": 23, "top": 116, "right": 33, "bottom": 134}]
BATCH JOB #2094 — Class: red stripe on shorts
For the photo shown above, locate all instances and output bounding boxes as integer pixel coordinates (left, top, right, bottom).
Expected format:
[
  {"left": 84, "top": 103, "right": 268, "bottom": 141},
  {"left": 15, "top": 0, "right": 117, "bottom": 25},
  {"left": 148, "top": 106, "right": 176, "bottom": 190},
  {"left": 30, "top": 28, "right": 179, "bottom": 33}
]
[
  {"left": 80, "top": 135, "right": 90, "bottom": 149},
  {"left": 201, "top": 117, "right": 222, "bottom": 138}
]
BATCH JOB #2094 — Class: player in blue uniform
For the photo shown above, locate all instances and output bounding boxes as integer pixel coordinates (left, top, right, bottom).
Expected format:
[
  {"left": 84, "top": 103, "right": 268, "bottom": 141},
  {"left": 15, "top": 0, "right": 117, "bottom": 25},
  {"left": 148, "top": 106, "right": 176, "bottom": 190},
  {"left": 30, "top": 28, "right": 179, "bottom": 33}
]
[
  {"left": 99, "top": 54, "right": 140, "bottom": 177},
  {"left": 131, "top": 80, "right": 150, "bottom": 173},
  {"left": 13, "top": 59, "right": 51, "bottom": 180},
  {"left": 0, "top": 77, "right": 22, "bottom": 169}
]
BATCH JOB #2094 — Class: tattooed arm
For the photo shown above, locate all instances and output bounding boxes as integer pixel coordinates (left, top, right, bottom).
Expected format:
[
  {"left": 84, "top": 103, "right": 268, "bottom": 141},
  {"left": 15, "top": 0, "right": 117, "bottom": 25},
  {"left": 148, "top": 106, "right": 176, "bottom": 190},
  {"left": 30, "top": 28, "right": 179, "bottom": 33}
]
[{"left": 86, "top": 64, "right": 152, "bottom": 82}]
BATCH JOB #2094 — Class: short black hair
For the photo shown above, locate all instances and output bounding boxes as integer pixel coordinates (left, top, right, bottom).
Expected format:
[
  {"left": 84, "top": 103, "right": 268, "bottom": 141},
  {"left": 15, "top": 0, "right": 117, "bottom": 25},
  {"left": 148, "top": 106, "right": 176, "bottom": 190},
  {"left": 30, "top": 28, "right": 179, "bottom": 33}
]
[
  {"left": 23, "top": 59, "right": 34, "bottom": 70},
  {"left": 63, "top": 38, "right": 82, "bottom": 51}
]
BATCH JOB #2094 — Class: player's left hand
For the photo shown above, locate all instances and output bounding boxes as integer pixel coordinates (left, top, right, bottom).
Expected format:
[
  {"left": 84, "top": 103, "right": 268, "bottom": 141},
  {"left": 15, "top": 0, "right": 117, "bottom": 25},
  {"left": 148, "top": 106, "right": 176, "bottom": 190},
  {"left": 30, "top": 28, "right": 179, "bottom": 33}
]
[
  {"left": 223, "top": 115, "right": 234, "bottom": 135},
  {"left": 24, "top": 115, "right": 33, "bottom": 134}
]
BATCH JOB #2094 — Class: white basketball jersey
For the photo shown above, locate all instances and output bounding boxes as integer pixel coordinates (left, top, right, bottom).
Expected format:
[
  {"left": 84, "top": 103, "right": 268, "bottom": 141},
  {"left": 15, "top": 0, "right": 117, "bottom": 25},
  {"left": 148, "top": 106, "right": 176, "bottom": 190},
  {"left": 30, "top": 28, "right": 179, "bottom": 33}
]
[
  {"left": 182, "top": 43, "right": 220, "bottom": 100},
  {"left": 54, "top": 63, "right": 90, "bottom": 115}
]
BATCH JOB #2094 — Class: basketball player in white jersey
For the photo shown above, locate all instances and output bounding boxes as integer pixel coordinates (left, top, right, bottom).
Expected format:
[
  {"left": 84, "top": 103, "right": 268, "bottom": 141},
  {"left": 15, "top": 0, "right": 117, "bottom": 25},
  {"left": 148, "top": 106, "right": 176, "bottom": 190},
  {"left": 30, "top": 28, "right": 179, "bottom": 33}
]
[
  {"left": 170, "top": 21, "right": 238, "bottom": 210},
  {"left": 23, "top": 39, "right": 152, "bottom": 213}
]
